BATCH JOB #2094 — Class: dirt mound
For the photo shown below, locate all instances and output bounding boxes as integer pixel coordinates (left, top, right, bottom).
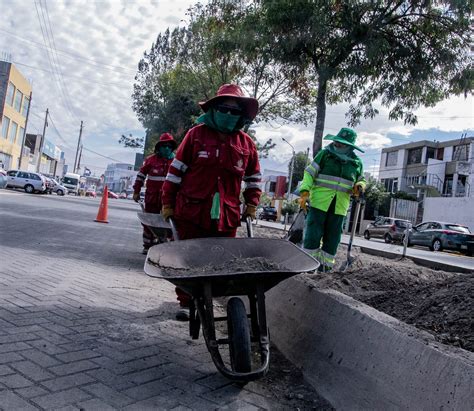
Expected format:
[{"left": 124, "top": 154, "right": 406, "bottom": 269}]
[{"left": 238, "top": 225, "right": 473, "bottom": 352}]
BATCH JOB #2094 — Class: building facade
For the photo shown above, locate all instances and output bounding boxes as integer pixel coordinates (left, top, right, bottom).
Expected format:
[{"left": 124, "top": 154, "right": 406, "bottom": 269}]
[
  {"left": 0, "top": 62, "right": 32, "bottom": 170},
  {"left": 23, "top": 133, "right": 63, "bottom": 178},
  {"left": 104, "top": 163, "right": 136, "bottom": 193},
  {"left": 379, "top": 137, "right": 474, "bottom": 198}
]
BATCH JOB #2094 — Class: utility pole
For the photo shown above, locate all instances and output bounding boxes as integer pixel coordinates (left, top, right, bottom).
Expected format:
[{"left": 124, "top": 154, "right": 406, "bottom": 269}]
[
  {"left": 19, "top": 91, "right": 32, "bottom": 170},
  {"left": 77, "top": 144, "right": 83, "bottom": 174},
  {"left": 282, "top": 137, "right": 295, "bottom": 200},
  {"left": 74, "top": 121, "right": 83, "bottom": 174},
  {"left": 36, "top": 108, "right": 49, "bottom": 173}
]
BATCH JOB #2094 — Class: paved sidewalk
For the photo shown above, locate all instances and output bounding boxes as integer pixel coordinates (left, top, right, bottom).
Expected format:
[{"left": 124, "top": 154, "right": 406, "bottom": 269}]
[{"left": 0, "top": 192, "right": 329, "bottom": 410}]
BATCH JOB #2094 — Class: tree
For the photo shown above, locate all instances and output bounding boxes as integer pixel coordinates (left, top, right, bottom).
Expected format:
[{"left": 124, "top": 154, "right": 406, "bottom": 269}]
[
  {"left": 261, "top": 0, "right": 472, "bottom": 155},
  {"left": 131, "top": 1, "right": 316, "bottom": 156},
  {"left": 119, "top": 134, "right": 144, "bottom": 149},
  {"left": 288, "top": 151, "right": 310, "bottom": 192},
  {"left": 364, "top": 179, "right": 389, "bottom": 219}
]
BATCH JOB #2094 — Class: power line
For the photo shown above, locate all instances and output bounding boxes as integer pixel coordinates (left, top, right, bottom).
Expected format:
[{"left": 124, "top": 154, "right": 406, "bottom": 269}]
[{"left": 81, "top": 146, "right": 123, "bottom": 163}]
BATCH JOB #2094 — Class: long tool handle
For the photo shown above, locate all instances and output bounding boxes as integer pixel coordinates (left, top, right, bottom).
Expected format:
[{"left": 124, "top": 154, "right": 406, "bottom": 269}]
[
  {"left": 246, "top": 216, "right": 253, "bottom": 238},
  {"left": 347, "top": 195, "right": 363, "bottom": 257},
  {"left": 169, "top": 218, "right": 180, "bottom": 241},
  {"left": 139, "top": 200, "right": 145, "bottom": 212}
]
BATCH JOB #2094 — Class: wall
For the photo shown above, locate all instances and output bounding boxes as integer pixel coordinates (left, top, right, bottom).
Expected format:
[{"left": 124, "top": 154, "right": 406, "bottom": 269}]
[{"left": 424, "top": 197, "right": 474, "bottom": 230}]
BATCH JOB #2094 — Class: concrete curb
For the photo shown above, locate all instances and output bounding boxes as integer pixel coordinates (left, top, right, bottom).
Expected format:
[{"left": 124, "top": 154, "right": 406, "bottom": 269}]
[
  {"left": 266, "top": 275, "right": 474, "bottom": 410},
  {"left": 359, "top": 246, "right": 474, "bottom": 274}
]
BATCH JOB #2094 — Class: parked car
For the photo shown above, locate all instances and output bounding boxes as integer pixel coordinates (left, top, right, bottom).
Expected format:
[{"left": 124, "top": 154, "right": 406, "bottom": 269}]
[
  {"left": 0, "top": 169, "right": 7, "bottom": 189},
  {"left": 407, "top": 221, "right": 474, "bottom": 256},
  {"left": 42, "top": 177, "right": 54, "bottom": 194},
  {"left": 49, "top": 179, "right": 68, "bottom": 196},
  {"left": 259, "top": 206, "right": 278, "bottom": 222},
  {"left": 119, "top": 192, "right": 127, "bottom": 199},
  {"left": 5, "top": 170, "right": 46, "bottom": 194},
  {"left": 85, "top": 189, "right": 97, "bottom": 198},
  {"left": 364, "top": 217, "right": 411, "bottom": 243},
  {"left": 107, "top": 191, "right": 119, "bottom": 199}
]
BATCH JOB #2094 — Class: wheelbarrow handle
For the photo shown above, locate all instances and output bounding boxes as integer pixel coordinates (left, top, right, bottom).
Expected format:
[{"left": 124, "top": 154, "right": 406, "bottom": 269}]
[
  {"left": 168, "top": 217, "right": 180, "bottom": 241},
  {"left": 138, "top": 200, "right": 145, "bottom": 212},
  {"left": 246, "top": 216, "right": 253, "bottom": 238}
]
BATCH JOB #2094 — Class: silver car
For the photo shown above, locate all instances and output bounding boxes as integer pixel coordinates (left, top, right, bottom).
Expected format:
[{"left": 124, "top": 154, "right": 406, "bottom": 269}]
[
  {"left": 50, "top": 178, "right": 68, "bottom": 196},
  {"left": 6, "top": 170, "right": 46, "bottom": 194}
]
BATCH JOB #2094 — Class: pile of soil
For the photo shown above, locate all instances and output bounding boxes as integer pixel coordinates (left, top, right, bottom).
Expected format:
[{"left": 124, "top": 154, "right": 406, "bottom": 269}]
[
  {"left": 148, "top": 256, "right": 285, "bottom": 277},
  {"left": 238, "top": 225, "right": 474, "bottom": 353}
]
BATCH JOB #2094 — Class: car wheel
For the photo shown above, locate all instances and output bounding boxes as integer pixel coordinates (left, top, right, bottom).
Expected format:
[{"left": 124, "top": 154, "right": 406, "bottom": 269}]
[
  {"left": 364, "top": 230, "right": 370, "bottom": 240},
  {"left": 24, "top": 184, "right": 34, "bottom": 194},
  {"left": 384, "top": 233, "right": 392, "bottom": 244},
  {"left": 430, "top": 239, "right": 443, "bottom": 252},
  {"left": 57, "top": 189, "right": 63, "bottom": 196}
]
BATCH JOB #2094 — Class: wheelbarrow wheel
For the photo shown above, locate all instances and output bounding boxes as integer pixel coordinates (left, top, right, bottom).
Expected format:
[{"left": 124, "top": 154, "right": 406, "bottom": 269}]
[{"left": 227, "top": 297, "right": 251, "bottom": 373}]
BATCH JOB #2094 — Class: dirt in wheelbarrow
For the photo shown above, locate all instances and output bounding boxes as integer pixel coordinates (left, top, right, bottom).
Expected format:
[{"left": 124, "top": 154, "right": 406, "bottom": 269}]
[{"left": 239, "top": 226, "right": 474, "bottom": 353}]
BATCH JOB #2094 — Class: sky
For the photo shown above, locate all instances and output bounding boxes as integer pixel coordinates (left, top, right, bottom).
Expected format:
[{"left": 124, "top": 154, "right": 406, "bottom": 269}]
[{"left": 0, "top": 0, "right": 472, "bottom": 177}]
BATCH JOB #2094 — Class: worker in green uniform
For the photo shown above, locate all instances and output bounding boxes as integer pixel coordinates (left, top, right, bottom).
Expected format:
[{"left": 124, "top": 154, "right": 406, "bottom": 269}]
[{"left": 299, "top": 128, "right": 366, "bottom": 271}]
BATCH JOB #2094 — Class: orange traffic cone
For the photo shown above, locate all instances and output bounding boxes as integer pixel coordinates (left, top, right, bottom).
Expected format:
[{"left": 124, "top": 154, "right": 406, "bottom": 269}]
[{"left": 95, "top": 185, "right": 109, "bottom": 223}]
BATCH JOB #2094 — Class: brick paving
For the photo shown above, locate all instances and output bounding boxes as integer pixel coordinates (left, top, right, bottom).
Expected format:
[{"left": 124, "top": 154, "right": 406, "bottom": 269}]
[{"left": 0, "top": 191, "right": 330, "bottom": 410}]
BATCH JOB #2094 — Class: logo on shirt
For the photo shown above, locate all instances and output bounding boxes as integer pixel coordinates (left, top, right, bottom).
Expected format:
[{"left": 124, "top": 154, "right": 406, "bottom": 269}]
[
  {"left": 197, "top": 151, "right": 209, "bottom": 158},
  {"left": 236, "top": 159, "right": 243, "bottom": 169}
]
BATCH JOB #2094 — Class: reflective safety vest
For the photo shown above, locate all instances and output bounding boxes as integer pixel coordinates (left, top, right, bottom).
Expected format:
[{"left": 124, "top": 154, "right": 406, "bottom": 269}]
[{"left": 300, "top": 148, "right": 366, "bottom": 216}]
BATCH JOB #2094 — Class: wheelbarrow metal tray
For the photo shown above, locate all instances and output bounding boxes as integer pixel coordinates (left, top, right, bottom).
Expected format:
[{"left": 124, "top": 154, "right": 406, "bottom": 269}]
[
  {"left": 144, "top": 238, "right": 319, "bottom": 297},
  {"left": 137, "top": 211, "right": 171, "bottom": 237}
]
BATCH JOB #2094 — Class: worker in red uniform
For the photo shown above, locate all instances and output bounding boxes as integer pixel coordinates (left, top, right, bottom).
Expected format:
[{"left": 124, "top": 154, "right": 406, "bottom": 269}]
[
  {"left": 161, "top": 84, "right": 262, "bottom": 320},
  {"left": 133, "top": 133, "right": 177, "bottom": 254}
]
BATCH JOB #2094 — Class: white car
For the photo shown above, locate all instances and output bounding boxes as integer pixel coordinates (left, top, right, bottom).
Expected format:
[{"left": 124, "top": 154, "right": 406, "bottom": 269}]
[
  {"left": 6, "top": 170, "right": 46, "bottom": 193},
  {"left": 49, "top": 178, "right": 68, "bottom": 196}
]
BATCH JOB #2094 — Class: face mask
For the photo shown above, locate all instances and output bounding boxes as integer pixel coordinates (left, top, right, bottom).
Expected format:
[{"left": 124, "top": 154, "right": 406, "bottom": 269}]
[
  {"left": 333, "top": 144, "right": 352, "bottom": 154},
  {"left": 213, "top": 111, "right": 241, "bottom": 134},
  {"left": 158, "top": 146, "right": 173, "bottom": 159}
]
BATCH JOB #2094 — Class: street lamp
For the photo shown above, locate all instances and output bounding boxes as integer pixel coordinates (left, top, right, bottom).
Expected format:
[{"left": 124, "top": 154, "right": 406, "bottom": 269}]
[{"left": 282, "top": 138, "right": 295, "bottom": 200}]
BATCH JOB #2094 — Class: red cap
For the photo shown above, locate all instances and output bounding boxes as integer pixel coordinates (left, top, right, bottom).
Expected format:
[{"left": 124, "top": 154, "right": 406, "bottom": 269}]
[{"left": 154, "top": 133, "right": 177, "bottom": 150}]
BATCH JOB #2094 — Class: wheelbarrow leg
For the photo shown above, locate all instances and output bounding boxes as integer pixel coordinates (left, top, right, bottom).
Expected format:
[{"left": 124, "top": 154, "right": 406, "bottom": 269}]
[
  {"left": 248, "top": 293, "right": 259, "bottom": 339},
  {"left": 256, "top": 284, "right": 270, "bottom": 366},
  {"left": 189, "top": 298, "right": 200, "bottom": 340}
]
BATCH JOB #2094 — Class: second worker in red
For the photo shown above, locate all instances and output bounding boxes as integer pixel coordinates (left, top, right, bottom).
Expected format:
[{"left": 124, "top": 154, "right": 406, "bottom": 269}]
[{"left": 161, "top": 84, "right": 262, "bottom": 321}]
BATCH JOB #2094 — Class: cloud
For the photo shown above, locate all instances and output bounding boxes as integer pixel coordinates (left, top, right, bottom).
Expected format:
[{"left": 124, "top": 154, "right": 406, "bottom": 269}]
[{"left": 356, "top": 132, "right": 392, "bottom": 149}]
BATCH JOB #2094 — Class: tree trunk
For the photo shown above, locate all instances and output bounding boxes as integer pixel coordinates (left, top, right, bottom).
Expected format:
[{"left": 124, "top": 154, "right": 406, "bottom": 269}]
[{"left": 313, "top": 76, "right": 327, "bottom": 156}]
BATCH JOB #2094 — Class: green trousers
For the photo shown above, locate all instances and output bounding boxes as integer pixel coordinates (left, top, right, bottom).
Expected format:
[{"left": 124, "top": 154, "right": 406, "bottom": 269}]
[{"left": 303, "top": 198, "right": 344, "bottom": 268}]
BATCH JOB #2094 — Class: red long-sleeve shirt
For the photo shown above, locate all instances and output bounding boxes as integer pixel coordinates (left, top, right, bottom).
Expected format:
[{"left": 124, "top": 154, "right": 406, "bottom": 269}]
[{"left": 162, "top": 124, "right": 261, "bottom": 231}]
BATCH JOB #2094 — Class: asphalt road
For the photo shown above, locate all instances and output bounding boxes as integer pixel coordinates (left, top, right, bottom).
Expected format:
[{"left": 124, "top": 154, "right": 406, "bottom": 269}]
[
  {"left": 0, "top": 190, "right": 331, "bottom": 410},
  {"left": 256, "top": 219, "right": 474, "bottom": 271}
]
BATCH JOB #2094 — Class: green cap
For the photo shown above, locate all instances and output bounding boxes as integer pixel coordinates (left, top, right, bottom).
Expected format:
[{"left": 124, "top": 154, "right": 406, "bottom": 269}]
[{"left": 324, "top": 128, "right": 364, "bottom": 152}]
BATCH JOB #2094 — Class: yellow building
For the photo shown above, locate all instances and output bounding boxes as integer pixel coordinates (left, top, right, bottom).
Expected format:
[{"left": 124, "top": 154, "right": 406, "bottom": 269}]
[{"left": 0, "top": 62, "right": 32, "bottom": 170}]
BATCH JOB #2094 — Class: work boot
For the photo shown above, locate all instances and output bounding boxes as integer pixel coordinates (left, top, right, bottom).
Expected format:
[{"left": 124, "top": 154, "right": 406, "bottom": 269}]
[
  {"left": 318, "top": 264, "right": 332, "bottom": 273},
  {"left": 176, "top": 309, "right": 189, "bottom": 321}
]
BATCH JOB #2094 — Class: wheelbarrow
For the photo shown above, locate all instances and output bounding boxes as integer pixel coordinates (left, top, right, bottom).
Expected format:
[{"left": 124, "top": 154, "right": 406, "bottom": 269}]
[
  {"left": 136, "top": 201, "right": 172, "bottom": 243},
  {"left": 144, "top": 218, "right": 319, "bottom": 382}
]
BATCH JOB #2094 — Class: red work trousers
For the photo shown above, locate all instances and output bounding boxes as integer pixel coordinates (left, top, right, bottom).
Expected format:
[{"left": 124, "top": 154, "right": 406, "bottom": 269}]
[
  {"left": 142, "top": 196, "right": 162, "bottom": 248},
  {"left": 174, "top": 219, "right": 237, "bottom": 307}
]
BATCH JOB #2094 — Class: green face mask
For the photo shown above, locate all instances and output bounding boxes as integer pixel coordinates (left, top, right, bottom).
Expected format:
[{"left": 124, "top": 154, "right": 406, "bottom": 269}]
[
  {"left": 158, "top": 146, "right": 173, "bottom": 159},
  {"left": 333, "top": 144, "right": 352, "bottom": 155},
  {"left": 213, "top": 111, "right": 241, "bottom": 134}
]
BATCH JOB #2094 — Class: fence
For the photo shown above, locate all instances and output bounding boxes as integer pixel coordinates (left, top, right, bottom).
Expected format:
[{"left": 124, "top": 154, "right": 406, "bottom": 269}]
[{"left": 389, "top": 198, "right": 418, "bottom": 223}]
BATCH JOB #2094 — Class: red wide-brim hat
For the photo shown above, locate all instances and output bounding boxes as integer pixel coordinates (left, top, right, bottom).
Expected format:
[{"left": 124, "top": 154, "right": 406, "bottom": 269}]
[
  {"left": 155, "top": 133, "right": 177, "bottom": 149},
  {"left": 199, "top": 84, "right": 259, "bottom": 121}
]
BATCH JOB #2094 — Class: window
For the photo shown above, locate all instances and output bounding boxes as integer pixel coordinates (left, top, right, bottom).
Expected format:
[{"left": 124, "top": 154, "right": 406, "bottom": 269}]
[
  {"left": 407, "top": 147, "right": 422, "bottom": 164},
  {"left": 1, "top": 116, "right": 10, "bottom": 139},
  {"left": 453, "top": 144, "right": 469, "bottom": 161},
  {"left": 445, "top": 224, "right": 470, "bottom": 234},
  {"left": 14, "top": 90, "right": 23, "bottom": 112},
  {"left": 436, "top": 147, "right": 444, "bottom": 161},
  {"left": 29, "top": 173, "right": 41, "bottom": 180},
  {"left": 416, "top": 223, "right": 430, "bottom": 231},
  {"left": 7, "top": 170, "right": 17, "bottom": 176},
  {"left": 6, "top": 82, "right": 15, "bottom": 106},
  {"left": 425, "top": 147, "right": 435, "bottom": 163},
  {"left": 443, "top": 175, "right": 453, "bottom": 195},
  {"left": 8, "top": 121, "right": 18, "bottom": 143},
  {"left": 381, "top": 178, "right": 398, "bottom": 193},
  {"left": 19, "top": 127, "right": 25, "bottom": 143},
  {"left": 385, "top": 151, "right": 397, "bottom": 167},
  {"left": 17, "top": 171, "right": 29, "bottom": 178},
  {"left": 21, "top": 96, "right": 30, "bottom": 117}
]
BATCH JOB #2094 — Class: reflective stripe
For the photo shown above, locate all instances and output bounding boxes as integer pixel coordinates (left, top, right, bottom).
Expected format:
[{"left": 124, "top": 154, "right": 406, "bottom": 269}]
[
  {"left": 171, "top": 158, "right": 188, "bottom": 172},
  {"left": 147, "top": 176, "right": 166, "bottom": 181},
  {"left": 311, "top": 161, "right": 320, "bottom": 172},
  {"left": 245, "top": 182, "right": 261, "bottom": 189},
  {"left": 137, "top": 172, "right": 146, "bottom": 179},
  {"left": 319, "top": 250, "right": 335, "bottom": 266},
  {"left": 305, "top": 166, "right": 316, "bottom": 177},
  {"left": 243, "top": 173, "right": 262, "bottom": 181},
  {"left": 303, "top": 247, "right": 320, "bottom": 260},
  {"left": 165, "top": 173, "right": 182, "bottom": 184},
  {"left": 315, "top": 180, "right": 352, "bottom": 193},
  {"left": 318, "top": 174, "right": 353, "bottom": 187}
]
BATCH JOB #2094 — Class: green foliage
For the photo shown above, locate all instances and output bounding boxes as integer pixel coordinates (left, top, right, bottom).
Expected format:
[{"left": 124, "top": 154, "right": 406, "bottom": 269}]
[
  {"left": 131, "top": 1, "right": 317, "bottom": 156},
  {"left": 119, "top": 134, "right": 144, "bottom": 149},
  {"left": 288, "top": 151, "right": 309, "bottom": 192},
  {"left": 364, "top": 179, "right": 390, "bottom": 219},
  {"left": 391, "top": 191, "right": 417, "bottom": 201},
  {"left": 261, "top": 0, "right": 473, "bottom": 154},
  {"left": 281, "top": 199, "right": 299, "bottom": 216},
  {"left": 259, "top": 192, "right": 272, "bottom": 206}
]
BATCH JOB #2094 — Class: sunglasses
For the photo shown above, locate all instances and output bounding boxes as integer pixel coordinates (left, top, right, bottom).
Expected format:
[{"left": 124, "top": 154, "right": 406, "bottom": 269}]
[{"left": 215, "top": 104, "right": 242, "bottom": 116}]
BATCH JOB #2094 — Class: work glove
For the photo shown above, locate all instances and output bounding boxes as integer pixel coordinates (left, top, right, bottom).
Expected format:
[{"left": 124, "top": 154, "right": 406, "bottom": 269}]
[
  {"left": 352, "top": 183, "right": 365, "bottom": 198},
  {"left": 299, "top": 191, "right": 309, "bottom": 212},
  {"left": 242, "top": 204, "right": 257, "bottom": 220},
  {"left": 133, "top": 192, "right": 140, "bottom": 202},
  {"left": 161, "top": 205, "right": 174, "bottom": 221}
]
